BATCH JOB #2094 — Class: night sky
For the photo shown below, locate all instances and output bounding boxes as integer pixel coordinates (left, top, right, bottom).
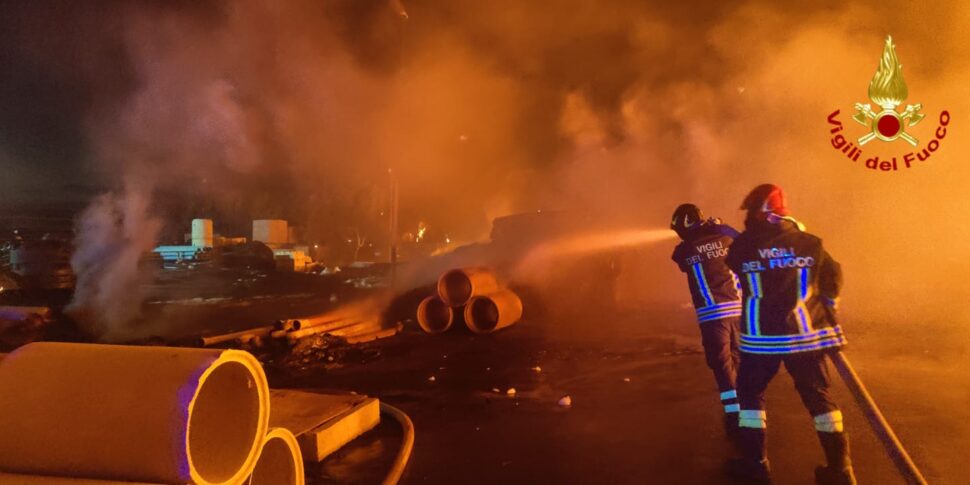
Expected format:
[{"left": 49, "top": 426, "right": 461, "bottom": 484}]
[
  {"left": 0, "top": 1, "right": 214, "bottom": 216},
  {"left": 0, "top": 0, "right": 735, "bottom": 218}
]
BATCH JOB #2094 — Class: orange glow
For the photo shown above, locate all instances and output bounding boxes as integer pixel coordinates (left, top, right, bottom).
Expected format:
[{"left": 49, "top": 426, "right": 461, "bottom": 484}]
[{"left": 416, "top": 222, "right": 428, "bottom": 242}]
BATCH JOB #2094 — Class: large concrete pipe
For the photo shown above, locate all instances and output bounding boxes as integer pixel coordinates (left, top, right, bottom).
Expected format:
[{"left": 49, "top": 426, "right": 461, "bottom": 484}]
[
  {"left": 247, "top": 428, "right": 304, "bottom": 485},
  {"left": 0, "top": 343, "right": 270, "bottom": 485},
  {"left": 415, "top": 296, "right": 455, "bottom": 334},
  {"left": 436, "top": 267, "right": 500, "bottom": 307},
  {"left": 463, "top": 289, "right": 523, "bottom": 335}
]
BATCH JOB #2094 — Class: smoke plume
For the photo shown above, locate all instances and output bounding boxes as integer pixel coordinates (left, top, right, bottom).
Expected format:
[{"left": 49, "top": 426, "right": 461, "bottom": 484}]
[
  {"left": 3, "top": 0, "right": 967, "bottom": 336},
  {"left": 67, "top": 183, "right": 160, "bottom": 339}
]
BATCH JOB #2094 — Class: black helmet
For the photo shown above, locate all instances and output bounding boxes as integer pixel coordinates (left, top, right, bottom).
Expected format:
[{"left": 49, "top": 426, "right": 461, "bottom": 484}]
[{"left": 671, "top": 203, "right": 704, "bottom": 239}]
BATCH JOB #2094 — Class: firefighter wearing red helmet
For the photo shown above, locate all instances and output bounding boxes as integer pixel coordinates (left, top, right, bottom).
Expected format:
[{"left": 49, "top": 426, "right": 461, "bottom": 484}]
[
  {"left": 670, "top": 203, "right": 743, "bottom": 437},
  {"left": 725, "top": 184, "right": 856, "bottom": 485}
]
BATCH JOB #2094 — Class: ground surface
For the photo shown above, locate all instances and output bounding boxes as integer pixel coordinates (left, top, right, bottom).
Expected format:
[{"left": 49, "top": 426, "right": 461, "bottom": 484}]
[
  {"left": 4, "top": 266, "right": 963, "bottom": 484},
  {"left": 276, "top": 303, "right": 964, "bottom": 485}
]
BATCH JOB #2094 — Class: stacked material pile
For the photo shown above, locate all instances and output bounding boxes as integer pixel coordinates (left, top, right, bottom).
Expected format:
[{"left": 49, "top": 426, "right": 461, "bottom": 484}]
[
  {"left": 416, "top": 267, "right": 523, "bottom": 335},
  {"left": 0, "top": 343, "right": 303, "bottom": 485},
  {"left": 198, "top": 306, "right": 401, "bottom": 351},
  {"left": 0, "top": 306, "right": 51, "bottom": 350}
]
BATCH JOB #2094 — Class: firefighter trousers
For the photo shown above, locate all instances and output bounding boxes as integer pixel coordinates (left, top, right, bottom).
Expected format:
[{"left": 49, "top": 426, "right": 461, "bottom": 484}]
[
  {"left": 699, "top": 317, "right": 741, "bottom": 413},
  {"left": 736, "top": 351, "right": 841, "bottom": 429}
]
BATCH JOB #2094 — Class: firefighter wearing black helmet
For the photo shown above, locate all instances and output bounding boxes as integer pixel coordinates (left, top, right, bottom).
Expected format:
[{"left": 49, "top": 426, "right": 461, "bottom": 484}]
[
  {"left": 670, "top": 203, "right": 743, "bottom": 436},
  {"left": 725, "top": 184, "right": 855, "bottom": 485}
]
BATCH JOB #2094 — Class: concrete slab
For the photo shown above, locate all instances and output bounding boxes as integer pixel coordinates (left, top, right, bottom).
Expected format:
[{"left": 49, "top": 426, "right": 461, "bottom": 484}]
[{"left": 269, "top": 390, "right": 381, "bottom": 463}]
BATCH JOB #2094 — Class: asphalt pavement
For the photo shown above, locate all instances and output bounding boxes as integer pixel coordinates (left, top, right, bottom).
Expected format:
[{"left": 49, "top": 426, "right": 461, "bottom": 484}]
[{"left": 281, "top": 304, "right": 961, "bottom": 484}]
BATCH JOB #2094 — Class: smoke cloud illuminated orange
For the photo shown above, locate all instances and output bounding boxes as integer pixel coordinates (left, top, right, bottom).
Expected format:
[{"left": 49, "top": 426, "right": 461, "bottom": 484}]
[{"left": 38, "top": 0, "right": 967, "bottom": 336}]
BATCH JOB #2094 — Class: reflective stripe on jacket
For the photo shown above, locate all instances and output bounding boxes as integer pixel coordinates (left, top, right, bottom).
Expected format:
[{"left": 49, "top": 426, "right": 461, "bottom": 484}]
[
  {"left": 725, "top": 220, "right": 844, "bottom": 354},
  {"left": 672, "top": 221, "right": 742, "bottom": 323}
]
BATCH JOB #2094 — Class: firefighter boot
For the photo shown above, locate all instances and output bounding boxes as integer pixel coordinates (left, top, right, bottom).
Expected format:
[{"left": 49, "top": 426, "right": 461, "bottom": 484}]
[
  {"left": 726, "top": 428, "right": 770, "bottom": 483},
  {"left": 814, "top": 432, "right": 856, "bottom": 485},
  {"left": 724, "top": 412, "right": 743, "bottom": 451},
  {"left": 723, "top": 412, "right": 741, "bottom": 438}
]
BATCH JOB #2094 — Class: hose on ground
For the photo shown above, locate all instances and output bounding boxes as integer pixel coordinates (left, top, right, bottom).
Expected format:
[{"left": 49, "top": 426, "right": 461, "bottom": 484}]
[
  {"left": 829, "top": 351, "right": 928, "bottom": 485},
  {"left": 380, "top": 402, "right": 415, "bottom": 485}
]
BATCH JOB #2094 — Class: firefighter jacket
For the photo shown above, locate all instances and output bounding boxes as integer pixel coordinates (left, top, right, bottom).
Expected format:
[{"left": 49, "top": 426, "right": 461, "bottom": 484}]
[
  {"left": 725, "top": 219, "right": 845, "bottom": 354},
  {"left": 672, "top": 220, "right": 742, "bottom": 323}
]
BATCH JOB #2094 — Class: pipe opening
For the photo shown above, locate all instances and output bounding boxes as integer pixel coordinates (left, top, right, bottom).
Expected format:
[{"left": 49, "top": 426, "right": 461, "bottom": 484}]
[
  {"left": 468, "top": 298, "right": 500, "bottom": 333},
  {"left": 417, "top": 297, "right": 453, "bottom": 334},
  {"left": 249, "top": 434, "right": 300, "bottom": 485},
  {"left": 439, "top": 270, "right": 472, "bottom": 306},
  {"left": 188, "top": 361, "right": 262, "bottom": 483}
]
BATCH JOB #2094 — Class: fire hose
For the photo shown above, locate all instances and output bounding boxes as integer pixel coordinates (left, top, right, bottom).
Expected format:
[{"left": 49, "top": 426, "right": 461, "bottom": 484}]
[
  {"left": 828, "top": 351, "right": 928, "bottom": 485},
  {"left": 380, "top": 402, "right": 415, "bottom": 485}
]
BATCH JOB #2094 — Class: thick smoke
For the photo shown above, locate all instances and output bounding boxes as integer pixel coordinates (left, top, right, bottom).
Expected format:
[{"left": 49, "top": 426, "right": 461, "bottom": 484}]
[
  {"left": 67, "top": 183, "right": 160, "bottom": 338},
  {"left": 33, "top": 0, "right": 967, "bottom": 336}
]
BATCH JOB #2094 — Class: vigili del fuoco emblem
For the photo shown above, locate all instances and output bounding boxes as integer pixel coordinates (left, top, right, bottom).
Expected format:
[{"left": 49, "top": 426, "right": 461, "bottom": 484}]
[
  {"left": 852, "top": 36, "right": 923, "bottom": 146},
  {"left": 827, "top": 35, "right": 950, "bottom": 172}
]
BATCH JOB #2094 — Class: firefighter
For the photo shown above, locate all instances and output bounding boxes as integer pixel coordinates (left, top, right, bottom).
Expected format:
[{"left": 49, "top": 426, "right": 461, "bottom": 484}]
[
  {"left": 670, "top": 203, "right": 743, "bottom": 436},
  {"left": 725, "top": 184, "right": 855, "bottom": 485}
]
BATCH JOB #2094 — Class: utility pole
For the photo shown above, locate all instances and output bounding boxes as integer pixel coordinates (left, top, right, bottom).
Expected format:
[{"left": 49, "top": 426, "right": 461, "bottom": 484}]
[{"left": 388, "top": 168, "right": 399, "bottom": 287}]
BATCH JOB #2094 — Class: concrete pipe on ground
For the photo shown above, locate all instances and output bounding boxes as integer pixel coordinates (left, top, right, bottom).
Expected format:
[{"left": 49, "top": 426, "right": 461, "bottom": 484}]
[
  {"left": 464, "top": 289, "right": 523, "bottom": 335},
  {"left": 290, "top": 315, "right": 341, "bottom": 330},
  {"left": 274, "top": 320, "right": 300, "bottom": 332},
  {"left": 282, "top": 319, "right": 360, "bottom": 342},
  {"left": 198, "top": 326, "right": 274, "bottom": 347},
  {"left": 246, "top": 428, "right": 304, "bottom": 485},
  {"left": 0, "top": 342, "right": 270, "bottom": 485},
  {"left": 436, "top": 267, "right": 500, "bottom": 307},
  {"left": 416, "top": 296, "right": 455, "bottom": 334}
]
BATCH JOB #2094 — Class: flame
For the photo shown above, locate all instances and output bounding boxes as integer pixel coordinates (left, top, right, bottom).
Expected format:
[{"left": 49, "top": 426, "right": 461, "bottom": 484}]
[
  {"left": 867, "top": 35, "right": 909, "bottom": 109},
  {"left": 416, "top": 222, "right": 428, "bottom": 242}
]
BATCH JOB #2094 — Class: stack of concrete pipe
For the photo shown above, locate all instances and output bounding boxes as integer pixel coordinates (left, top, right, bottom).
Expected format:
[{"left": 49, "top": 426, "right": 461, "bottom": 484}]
[
  {"left": 0, "top": 342, "right": 304, "bottom": 485},
  {"left": 417, "top": 267, "right": 523, "bottom": 335}
]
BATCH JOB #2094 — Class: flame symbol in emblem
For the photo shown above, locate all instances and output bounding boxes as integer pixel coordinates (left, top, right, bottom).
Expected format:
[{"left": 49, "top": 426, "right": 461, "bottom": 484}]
[
  {"left": 868, "top": 36, "right": 908, "bottom": 110},
  {"left": 852, "top": 35, "right": 924, "bottom": 146}
]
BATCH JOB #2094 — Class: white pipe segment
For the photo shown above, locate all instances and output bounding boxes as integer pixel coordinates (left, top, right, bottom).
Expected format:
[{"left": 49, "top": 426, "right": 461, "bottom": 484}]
[
  {"left": 0, "top": 342, "right": 270, "bottom": 485},
  {"left": 247, "top": 428, "right": 304, "bottom": 485}
]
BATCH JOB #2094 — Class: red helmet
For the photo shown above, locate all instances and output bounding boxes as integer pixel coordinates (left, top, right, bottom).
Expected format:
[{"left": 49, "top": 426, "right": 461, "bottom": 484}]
[{"left": 741, "top": 184, "right": 789, "bottom": 217}]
